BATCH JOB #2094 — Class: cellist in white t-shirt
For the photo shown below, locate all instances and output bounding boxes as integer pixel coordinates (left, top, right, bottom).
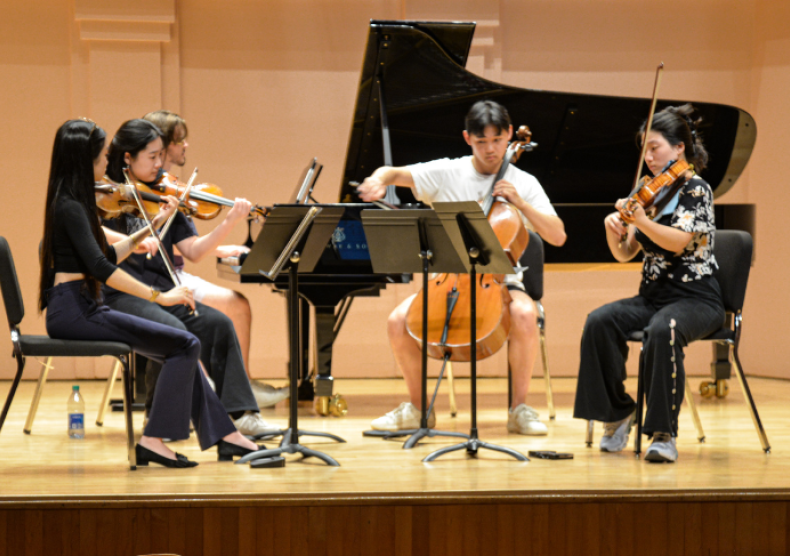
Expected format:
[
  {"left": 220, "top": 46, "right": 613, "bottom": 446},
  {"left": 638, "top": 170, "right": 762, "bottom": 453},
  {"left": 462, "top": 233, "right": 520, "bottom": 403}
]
[{"left": 357, "top": 100, "right": 566, "bottom": 436}]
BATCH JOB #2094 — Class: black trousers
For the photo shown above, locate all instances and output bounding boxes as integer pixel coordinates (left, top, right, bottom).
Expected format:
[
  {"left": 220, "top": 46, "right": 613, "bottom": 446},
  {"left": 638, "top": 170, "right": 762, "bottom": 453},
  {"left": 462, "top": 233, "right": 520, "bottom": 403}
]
[
  {"left": 573, "top": 280, "right": 725, "bottom": 437},
  {"left": 45, "top": 281, "right": 235, "bottom": 448},
  {"left": 104, "top": 292, "right": 258, "bottom": 415}
]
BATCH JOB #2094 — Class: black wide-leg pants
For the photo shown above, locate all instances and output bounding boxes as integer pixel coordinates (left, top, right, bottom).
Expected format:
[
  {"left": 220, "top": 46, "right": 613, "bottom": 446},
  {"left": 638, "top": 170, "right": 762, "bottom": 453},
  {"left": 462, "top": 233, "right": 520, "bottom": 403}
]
[
  {"left": 104, "top": 292, "right": 258, "bottom": 415},
  {"left": 45, "top": 281, "right": 236, "bottom": 448},
  {"left": 573, "top": 281, "right": 725, "bottom": 437}
]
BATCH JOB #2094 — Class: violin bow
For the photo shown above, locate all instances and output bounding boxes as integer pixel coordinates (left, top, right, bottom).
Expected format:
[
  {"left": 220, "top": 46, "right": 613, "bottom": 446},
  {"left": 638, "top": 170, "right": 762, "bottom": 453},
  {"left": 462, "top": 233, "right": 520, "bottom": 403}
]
[
  {"left": 632, "top": 62, "right": 665, "bottom": 194},
  {"left": 619, "top": 62, "right": 664, "bottom": 244},
  {"left": 123, "top": 168, "right": 183, "bottom": 289}
]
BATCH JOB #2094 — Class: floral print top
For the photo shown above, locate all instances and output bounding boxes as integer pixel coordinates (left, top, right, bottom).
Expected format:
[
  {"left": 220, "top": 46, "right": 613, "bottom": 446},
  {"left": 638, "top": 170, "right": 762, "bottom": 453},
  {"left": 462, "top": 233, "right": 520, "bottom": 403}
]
[{"left": 634, "top": 176, "right": 718, "bottom": 284}]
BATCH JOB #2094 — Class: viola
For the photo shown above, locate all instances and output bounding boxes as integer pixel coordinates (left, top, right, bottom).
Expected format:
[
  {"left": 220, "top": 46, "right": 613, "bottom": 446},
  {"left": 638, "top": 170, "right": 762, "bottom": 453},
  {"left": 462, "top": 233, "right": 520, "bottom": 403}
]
[
  {"left": 141, "top": 171, "right": 269, "bottom": 220},
  {"left": 619, "top": 159, "right": 692, "bottom": 220},
  {"left": 404, "top": 125, "right": 536, "bottom": 362}
]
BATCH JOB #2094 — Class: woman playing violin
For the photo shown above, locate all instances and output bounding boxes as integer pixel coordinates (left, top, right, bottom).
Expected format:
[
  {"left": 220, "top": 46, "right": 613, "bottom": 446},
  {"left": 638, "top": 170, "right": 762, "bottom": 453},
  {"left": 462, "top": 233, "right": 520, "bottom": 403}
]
[
  {"left": 357, "top": 100, "right": 566, "bottom": 436},
  {"left": 140, "top": 110, "right": 287, "bottom": 409},
  {"left": 573, "top": 104, "right": 725, "bottom": 463},
  {"left": 101, "top": 119, "right": 277, "bottom": 437},
  {"left": 40, "top": 119, "right": 260, "bottom": 467}
]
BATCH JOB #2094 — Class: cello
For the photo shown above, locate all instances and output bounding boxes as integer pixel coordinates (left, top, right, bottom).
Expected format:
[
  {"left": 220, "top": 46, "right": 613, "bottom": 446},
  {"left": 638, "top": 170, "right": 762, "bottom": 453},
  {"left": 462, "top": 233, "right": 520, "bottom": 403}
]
[{"left": 404, "top": 126, "right": 536, "bottom": 362}]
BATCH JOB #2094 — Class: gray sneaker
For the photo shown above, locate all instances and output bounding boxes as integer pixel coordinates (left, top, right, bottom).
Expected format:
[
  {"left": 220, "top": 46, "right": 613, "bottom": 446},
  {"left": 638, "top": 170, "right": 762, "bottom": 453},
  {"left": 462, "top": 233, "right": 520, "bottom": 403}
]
[
  {"left": 600, "top": 413, "right": 634, "bottom": 452},
  {"left": 644, "top": 432, "right": 678, "bottom": 463}
]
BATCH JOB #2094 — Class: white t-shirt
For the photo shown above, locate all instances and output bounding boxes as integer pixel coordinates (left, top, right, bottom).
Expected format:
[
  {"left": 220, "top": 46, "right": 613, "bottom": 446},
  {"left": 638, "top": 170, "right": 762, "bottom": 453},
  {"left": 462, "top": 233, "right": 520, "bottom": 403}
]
[{"left": 409, "top": 156, "right": 557, "bottom": 285}]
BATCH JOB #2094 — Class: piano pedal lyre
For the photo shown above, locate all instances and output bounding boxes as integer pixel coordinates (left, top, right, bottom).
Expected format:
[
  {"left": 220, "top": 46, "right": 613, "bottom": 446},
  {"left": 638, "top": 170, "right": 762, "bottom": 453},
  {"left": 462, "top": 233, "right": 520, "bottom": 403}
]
[
  {"left": 314, "top": 394, "right": 348, "bottom": 417},
  {"left": 699, "top": 379, "right": 729, "bottom": 399}
]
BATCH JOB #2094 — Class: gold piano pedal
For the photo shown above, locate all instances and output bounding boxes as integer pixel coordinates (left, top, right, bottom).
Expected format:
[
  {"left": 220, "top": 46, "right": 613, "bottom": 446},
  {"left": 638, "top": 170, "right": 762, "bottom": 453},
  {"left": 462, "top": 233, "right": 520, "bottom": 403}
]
[
  {"left": 314, "top": 394, "right": 348, "bottom": 417},
  {"left": 699, "top": 379, "right": 729, "bottom": 399}
]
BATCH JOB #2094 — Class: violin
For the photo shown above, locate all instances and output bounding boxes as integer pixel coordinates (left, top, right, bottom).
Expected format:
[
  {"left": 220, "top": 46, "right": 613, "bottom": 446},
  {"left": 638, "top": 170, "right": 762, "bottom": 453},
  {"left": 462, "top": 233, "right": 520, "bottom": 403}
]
[
  {"left": 94, "top": 177, "right": 175, "bottom": 219},
  {"left": 619, "top": 159, "right": 692, "bottom": 220},
  {"left": 139, "top": 171, "right": 269, "bottom": 221},
  {"left": 404, "top": 125, "right": 536, "bottom": 362}
]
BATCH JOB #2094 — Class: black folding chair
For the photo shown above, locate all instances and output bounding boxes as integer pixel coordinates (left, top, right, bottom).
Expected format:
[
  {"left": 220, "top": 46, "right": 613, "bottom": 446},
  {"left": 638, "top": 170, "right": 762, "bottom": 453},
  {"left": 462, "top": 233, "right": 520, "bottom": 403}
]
[
  {"left": 585, "top": 230, "right": 770, "bottom": 455},
  {"left": 0, "top": 236, "right": 138, "bottom": 469},
  {"left": 446, "top": 230, "right": 556, "bottom": 418}
]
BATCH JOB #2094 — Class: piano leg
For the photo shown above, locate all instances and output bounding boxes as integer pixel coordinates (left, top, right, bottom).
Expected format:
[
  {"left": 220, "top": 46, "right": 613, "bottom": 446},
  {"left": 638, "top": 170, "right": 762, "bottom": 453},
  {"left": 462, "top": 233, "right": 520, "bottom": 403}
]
[
  {"left": 313, "top": 305, "right": 338, "bottom": 415},
  {"left": 297, "top": 297, "right": 314, "bottom": 401}
]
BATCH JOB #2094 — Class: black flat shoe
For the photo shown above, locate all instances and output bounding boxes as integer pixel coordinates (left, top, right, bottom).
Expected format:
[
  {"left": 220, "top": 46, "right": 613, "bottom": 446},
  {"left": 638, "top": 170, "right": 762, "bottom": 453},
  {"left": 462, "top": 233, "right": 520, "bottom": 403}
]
[
  {"left": 217, "top": 439, "right": 266, "bottom": 461},
  {"left": 135, "top": 444, "right": 198, "bottom": 468}
]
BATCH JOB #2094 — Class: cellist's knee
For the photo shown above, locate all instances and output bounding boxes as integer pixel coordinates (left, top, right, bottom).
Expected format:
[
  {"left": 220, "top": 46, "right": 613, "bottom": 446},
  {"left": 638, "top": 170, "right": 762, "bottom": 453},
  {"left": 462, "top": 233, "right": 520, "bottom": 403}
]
[
  {"left": 509, "top": 290, "right": 538, "bottom": 336},
  {"left": 387, "top": 294, "right": 415, "bottom": 343}
]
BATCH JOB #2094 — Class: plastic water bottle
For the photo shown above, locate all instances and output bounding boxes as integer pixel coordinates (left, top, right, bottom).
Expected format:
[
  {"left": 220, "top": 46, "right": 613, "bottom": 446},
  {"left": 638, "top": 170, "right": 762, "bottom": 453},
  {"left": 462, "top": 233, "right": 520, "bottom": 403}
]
[{"left": 67, "top": 385, "right": 85, "bottom": 439}]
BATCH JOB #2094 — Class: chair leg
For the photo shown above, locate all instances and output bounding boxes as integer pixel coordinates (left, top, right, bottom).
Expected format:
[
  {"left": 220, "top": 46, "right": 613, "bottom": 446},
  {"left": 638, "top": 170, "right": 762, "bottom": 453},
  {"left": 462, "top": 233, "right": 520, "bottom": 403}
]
[
  {"left": 684, "top": 375, "right": 705, "bottom": 443},
  {"left": 585, "top": 420, "right": 594, "bottom": 447},
  {"left": 634, "top": 346, "right": 645, "bottom": 457},
  {"left": 539, "top": 327, "right": 556, "bottom": 420},
  {"left": 96, "top": 360, "right": 121, "bottom": 426},
  {"left": 0, "top": 348, "right": 26, "bottom": 434},
  {"left": 446, "top": 361, "right": 457, "bottom": 417},
  {"left": 119, "top": 354, "right": 137, "bottom": 470},
  {"left": 24, "top": 357, "right": 54, "bottom": 434},
  {"left": 731, "top": 345, "right": 771, "bottom": 453}
]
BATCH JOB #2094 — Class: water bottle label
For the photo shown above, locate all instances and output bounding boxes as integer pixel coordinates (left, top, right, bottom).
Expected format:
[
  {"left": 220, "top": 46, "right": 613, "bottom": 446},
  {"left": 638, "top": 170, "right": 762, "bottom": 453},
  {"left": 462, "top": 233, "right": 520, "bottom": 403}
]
[{"left": 69, "top": 413, "right": 84, "bottom": 430}]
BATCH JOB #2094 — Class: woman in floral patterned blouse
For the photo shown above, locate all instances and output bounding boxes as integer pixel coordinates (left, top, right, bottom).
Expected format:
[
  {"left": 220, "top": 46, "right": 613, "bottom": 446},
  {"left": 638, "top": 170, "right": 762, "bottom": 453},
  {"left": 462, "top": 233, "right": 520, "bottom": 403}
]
[{"left": 573, "top": 104, "right": 726, "bottom": 463}]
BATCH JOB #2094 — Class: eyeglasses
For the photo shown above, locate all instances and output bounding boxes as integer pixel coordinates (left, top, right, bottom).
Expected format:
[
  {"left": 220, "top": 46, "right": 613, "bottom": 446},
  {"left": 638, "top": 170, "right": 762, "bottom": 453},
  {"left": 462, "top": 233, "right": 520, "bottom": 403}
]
[{"left": 171, "top": 137, "right": 187, "bottom": 146}]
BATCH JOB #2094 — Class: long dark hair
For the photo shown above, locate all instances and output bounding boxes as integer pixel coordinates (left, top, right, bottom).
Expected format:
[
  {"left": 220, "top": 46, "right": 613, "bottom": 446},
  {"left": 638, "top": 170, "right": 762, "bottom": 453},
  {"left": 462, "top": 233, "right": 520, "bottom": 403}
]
[
  {"left": 639, "top": 103, "right": 709, "bottom": 173},
  {"left": 106, "top": 119, "right": 164, "bottom": 183},
  {"left": 39, "top": 120, "right": 108, "bottom": 311}
]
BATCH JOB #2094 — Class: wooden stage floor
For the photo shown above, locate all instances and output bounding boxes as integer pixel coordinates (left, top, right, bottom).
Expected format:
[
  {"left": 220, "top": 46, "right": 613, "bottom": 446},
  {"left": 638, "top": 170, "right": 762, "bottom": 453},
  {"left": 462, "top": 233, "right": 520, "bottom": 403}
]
[{"left": 1, "top": 375, "right": 789, "bottom": 555}]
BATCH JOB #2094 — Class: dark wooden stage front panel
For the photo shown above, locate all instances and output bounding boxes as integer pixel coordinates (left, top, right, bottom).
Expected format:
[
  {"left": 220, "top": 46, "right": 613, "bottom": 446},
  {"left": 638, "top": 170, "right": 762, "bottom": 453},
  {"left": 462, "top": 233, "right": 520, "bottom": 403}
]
[{"left": 1, "top": 494, "right": 789, "bottom": 556}]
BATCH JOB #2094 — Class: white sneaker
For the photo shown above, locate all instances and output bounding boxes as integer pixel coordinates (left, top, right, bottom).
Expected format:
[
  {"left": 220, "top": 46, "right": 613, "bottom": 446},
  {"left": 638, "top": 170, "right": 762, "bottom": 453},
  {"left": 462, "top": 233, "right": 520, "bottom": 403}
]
[
  {"left": 250, "top": 380, "right": 289, "bottom": 408},
  {"left": 233, "top": 411, "right": 279, "bottom": 436},
  {"left": 507, "top": 404, "right": 548, "bottom": 436},
  {"left": 370, "top": 402, "right": 436, "bottom": 431}
]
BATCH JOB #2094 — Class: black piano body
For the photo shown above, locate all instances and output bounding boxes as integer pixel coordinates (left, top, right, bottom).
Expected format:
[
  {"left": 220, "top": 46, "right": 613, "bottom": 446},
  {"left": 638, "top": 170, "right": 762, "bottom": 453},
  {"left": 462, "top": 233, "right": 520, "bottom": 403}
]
[
  {"left": 220, "top": 20, "right": 755, "bottom": 406},
  {"left": 340, "top": 21, "right": 756, "bottom": 262}
]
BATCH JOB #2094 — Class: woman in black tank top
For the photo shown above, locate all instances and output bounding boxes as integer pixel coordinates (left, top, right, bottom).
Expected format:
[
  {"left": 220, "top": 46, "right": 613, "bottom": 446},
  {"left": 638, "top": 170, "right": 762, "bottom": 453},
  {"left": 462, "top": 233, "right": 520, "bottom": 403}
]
[{"left": 39, "top": 119, "right": 261, "bottom": 467}]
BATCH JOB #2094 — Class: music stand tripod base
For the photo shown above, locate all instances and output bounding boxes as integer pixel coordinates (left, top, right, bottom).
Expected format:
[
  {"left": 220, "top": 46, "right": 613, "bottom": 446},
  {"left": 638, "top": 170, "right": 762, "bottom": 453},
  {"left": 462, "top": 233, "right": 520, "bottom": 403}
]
[
  {"left": 362, "top": 427, "right": 469, "bottom": 448},
  {"left": 252, "top": 428, "right": 346, "bottom": 445},
  {"left": 423, "top": 434, "right": 529, "bottom": 462}
]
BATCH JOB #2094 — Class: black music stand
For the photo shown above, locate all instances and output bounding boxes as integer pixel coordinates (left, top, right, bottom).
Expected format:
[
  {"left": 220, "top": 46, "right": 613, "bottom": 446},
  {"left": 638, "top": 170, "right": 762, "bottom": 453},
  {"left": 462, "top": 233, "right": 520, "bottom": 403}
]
[
  {"left": 421, "top": 201, "right": 528, "bottom": 462},
  {"left": 360, "top": 208, "right": 470, "bottom": 448},
  {"left": 236, "top": 205, "right": 346, "bottom": 467}
]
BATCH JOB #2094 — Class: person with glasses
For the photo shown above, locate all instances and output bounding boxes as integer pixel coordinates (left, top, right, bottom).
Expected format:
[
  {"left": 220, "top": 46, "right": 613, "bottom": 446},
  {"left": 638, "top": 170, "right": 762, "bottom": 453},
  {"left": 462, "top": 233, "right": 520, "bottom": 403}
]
[
  {"left": 101, "top": 119, "right": 278, "bottom": 438},
  {"left": 40, "top": 119, "right": 263, "bottom": 467},
  {"left": 140, "top": 110, "right": 288, "bottom": 409}
]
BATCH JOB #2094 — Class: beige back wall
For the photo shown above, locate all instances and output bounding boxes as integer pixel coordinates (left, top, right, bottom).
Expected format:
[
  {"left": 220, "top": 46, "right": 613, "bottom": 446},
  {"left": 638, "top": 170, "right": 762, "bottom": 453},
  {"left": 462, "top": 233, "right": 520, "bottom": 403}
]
[{"left": 0, "top": 0, "right": 786, "bottom": 387}]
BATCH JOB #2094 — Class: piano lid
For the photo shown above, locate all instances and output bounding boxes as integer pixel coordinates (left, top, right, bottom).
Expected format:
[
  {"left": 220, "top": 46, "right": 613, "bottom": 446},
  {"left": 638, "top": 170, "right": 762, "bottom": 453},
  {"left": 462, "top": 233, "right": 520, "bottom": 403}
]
[{"left": 339, "top": 20, "right": 756, "bottom": 207}]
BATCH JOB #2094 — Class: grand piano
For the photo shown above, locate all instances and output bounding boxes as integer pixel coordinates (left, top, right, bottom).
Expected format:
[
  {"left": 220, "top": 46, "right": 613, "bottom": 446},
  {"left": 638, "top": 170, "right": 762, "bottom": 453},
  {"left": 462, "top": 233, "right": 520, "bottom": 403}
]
[{"left": 220, "top": 20, "right": 756, "bottom": 411}]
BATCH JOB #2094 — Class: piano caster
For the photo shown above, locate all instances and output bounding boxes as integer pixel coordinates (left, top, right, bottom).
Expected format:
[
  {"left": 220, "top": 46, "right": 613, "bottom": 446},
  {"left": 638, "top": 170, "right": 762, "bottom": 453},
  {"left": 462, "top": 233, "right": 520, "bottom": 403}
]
[
  {"left": 315, "top": 394, "right": 348, "bottom": 417},
  {"left": 699, "top": 379, "right": 729, "bottom": 399}
]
